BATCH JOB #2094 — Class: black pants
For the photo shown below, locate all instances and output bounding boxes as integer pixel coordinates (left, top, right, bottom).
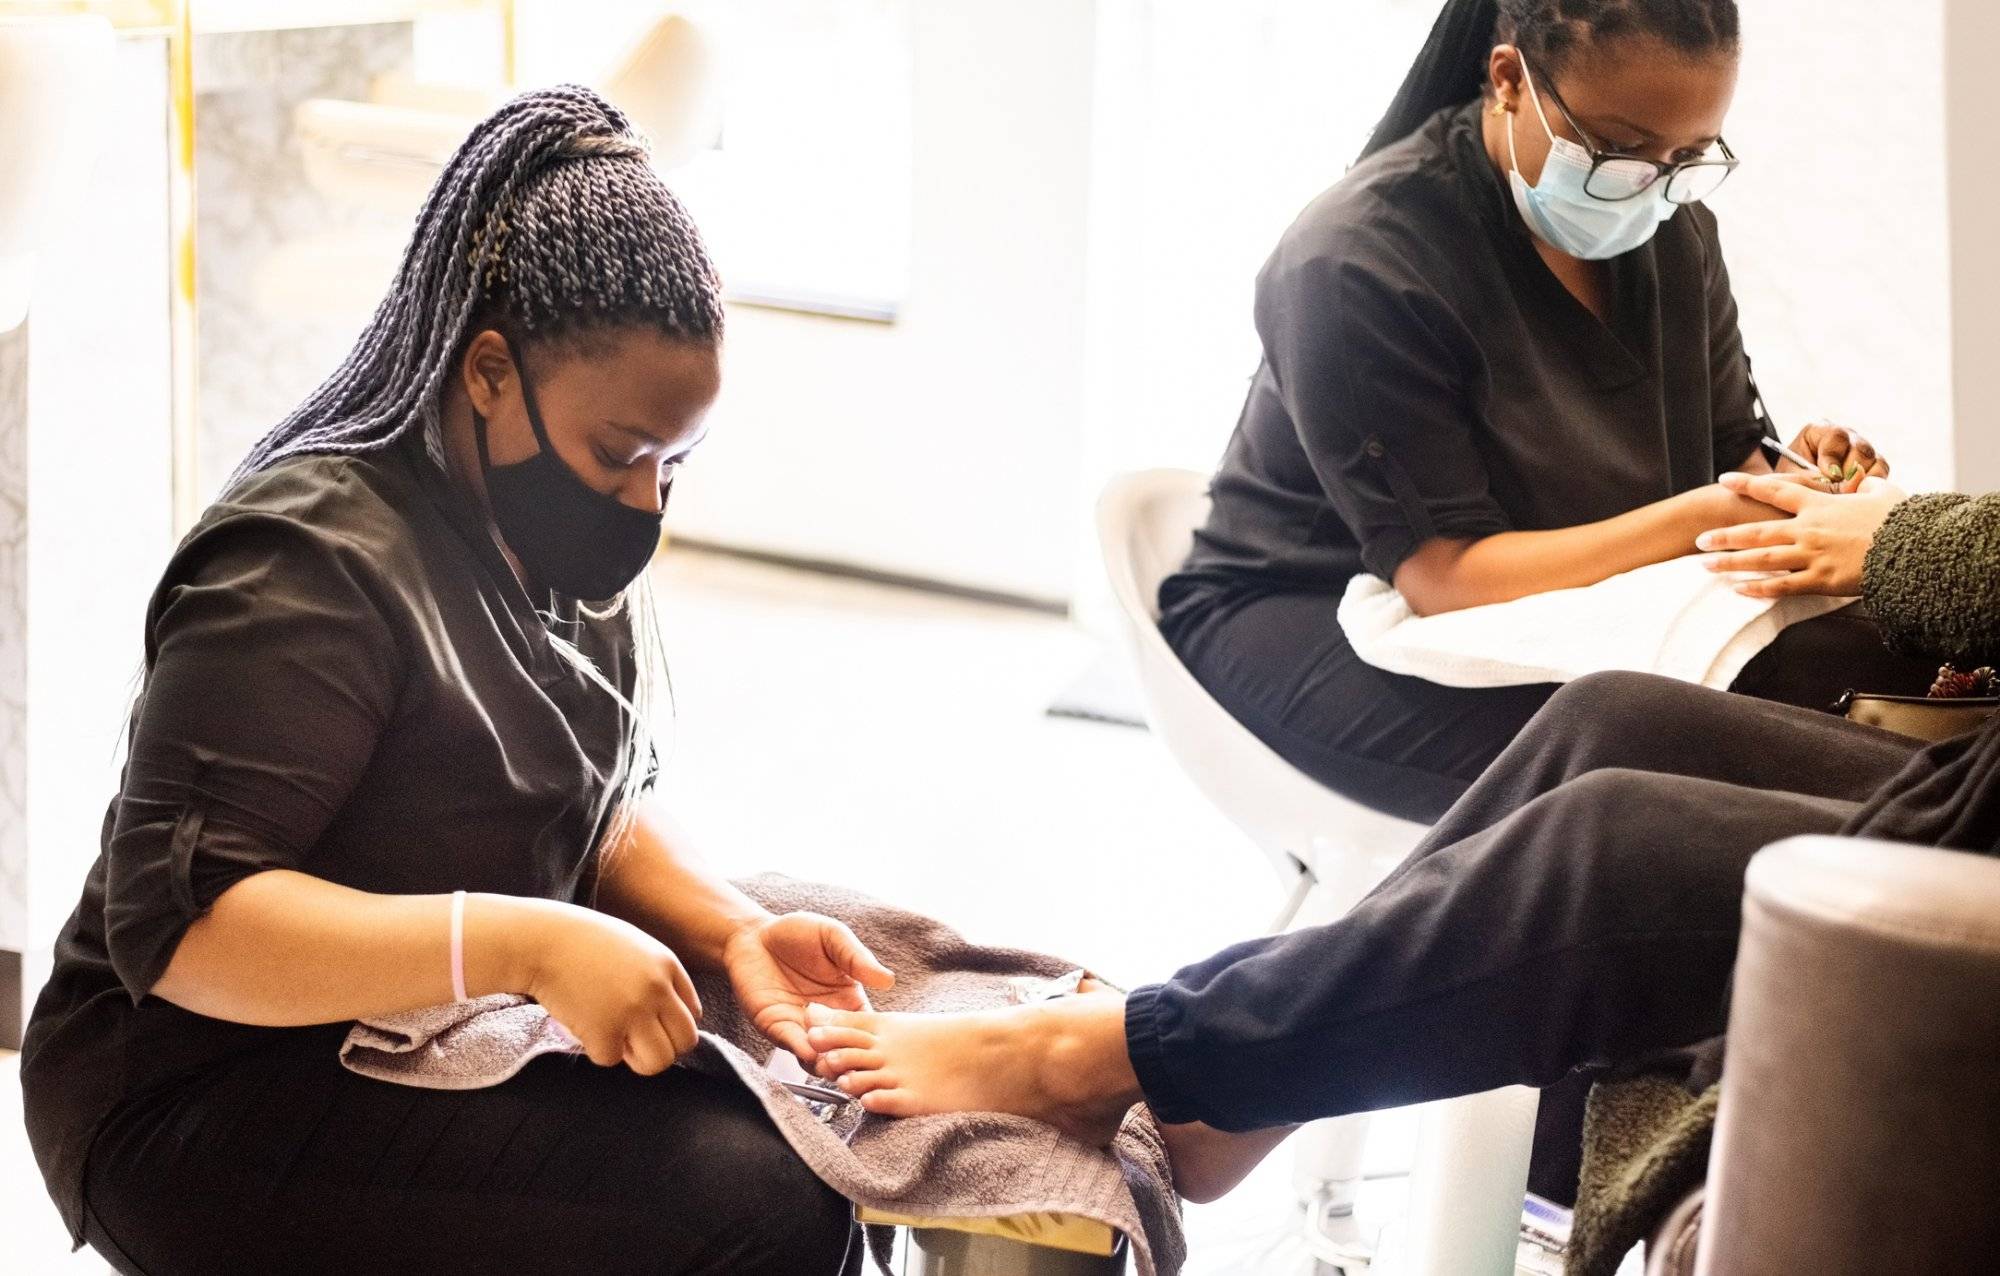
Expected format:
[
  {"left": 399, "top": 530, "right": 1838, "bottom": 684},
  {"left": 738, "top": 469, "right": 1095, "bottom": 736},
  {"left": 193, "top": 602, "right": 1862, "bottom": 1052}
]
[
  {"left": 80, "top": 1023, "right": 856, "bottom": 1276},
  {"left": 1124, "top": 671, "right": 1923, "bottom": 1132},
  {"left": 1164, "top": 587, "right": 1940, "bottom": 822}
]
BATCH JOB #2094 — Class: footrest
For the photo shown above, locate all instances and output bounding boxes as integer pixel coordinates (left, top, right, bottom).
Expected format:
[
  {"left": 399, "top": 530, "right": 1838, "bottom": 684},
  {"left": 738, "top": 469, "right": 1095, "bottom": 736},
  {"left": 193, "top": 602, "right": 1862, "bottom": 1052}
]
[{"left": 857, "top": 1206, "right": 1121, "bottom": 1258}]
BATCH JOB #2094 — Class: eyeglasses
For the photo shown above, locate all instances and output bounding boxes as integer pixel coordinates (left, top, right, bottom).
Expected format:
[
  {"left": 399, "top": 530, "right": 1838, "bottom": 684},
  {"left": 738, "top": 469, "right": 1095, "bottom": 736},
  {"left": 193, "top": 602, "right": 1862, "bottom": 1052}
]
[{"left": 1531, "top": 65, "right": 1739, "bottom": 205}]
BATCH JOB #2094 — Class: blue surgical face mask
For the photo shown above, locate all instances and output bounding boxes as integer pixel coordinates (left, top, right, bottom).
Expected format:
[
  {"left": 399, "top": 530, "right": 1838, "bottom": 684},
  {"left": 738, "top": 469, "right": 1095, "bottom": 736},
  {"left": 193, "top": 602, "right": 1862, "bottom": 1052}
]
[{"left": 1505, "top": 62, "right": 1677, "bottom": 261}]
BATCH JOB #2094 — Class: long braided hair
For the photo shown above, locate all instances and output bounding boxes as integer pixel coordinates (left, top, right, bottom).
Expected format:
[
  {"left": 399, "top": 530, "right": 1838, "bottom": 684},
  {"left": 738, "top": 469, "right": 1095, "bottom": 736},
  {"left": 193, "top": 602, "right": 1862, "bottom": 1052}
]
[
  {"left": 236, "top": 84, "right": 721, "bottom": 476},
  {"left": 1359, "top": 0, "right": 1740, "bottom": 162},
  {"left": 236, "top": 84, "right": 724, "bottom": 855}
]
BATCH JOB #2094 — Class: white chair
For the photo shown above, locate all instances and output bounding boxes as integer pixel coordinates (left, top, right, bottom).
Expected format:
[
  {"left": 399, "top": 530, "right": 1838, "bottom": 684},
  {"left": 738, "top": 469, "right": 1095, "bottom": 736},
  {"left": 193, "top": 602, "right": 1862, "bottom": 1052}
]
[
  {"left": 1095, "top": 468, "right": 1429, "bottom": 923},
  {"left": 1096, "top": 469, "right": 1539, "bottom": 1276}
]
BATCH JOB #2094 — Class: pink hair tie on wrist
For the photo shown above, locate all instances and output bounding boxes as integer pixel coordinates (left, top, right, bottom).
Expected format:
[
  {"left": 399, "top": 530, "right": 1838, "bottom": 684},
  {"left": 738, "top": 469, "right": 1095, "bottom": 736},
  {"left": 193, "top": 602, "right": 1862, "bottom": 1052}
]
[{"left": 450, "top": 890, "right": 469, "bottom": 1003}]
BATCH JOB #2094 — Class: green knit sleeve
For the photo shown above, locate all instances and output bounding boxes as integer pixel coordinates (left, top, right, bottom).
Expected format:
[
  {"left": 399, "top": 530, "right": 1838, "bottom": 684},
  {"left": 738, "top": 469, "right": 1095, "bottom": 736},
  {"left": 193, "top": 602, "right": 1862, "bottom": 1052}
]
[{"left": 1862, "top": 492, "right": 2000, "bottom": 662}]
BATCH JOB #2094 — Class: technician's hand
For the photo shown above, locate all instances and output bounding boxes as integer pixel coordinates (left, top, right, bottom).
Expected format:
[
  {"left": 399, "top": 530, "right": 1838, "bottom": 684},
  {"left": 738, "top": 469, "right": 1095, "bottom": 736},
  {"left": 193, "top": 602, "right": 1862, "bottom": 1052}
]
[
  {"left": 1781, "top": 423, "right": 1891, "bottom": 493},
  {"left": 1697, "top": 471, "right": 1909, "bottom": 598},
  {"left": 522, "top": 905, "right": 704, "bottom": 1075},
  {"left": 723, "top": 911, "right": 895, "bottom": 1067}
]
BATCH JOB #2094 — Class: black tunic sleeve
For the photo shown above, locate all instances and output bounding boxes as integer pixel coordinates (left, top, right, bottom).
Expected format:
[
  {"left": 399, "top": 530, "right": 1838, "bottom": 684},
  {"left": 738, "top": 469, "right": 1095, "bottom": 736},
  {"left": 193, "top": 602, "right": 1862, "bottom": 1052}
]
[
  {"left": 1255, "top": 250, "right": 1511, "bottom": 583},
  {"left": 103, "top": 512, "right": 403, "bottom": 1003},
  {"left": 1695, "top": 207, "right": 1764, "bottom": 475}
]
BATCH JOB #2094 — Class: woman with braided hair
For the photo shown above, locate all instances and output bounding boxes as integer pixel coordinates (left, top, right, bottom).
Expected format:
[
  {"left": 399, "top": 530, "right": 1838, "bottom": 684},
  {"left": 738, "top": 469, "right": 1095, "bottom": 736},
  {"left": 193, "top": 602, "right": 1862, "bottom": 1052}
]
[
  {"left": 1159, "top": 0, "right": 1937, "bottom": 824},
  {"left": 20, "top": 86, "right": 882, "bottom": 1273}
]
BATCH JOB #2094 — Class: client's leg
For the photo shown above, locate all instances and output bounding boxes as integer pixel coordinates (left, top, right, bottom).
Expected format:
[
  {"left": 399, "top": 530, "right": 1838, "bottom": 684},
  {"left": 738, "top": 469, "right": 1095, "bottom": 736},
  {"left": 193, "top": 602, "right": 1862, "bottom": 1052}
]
[
  {"left": 813, "top": 769, "right": 1858, "bottom": 1197},
  {"left": 1728, "top": 601, "right": 1940, "bottom": 707},
  {"left": 1422, "top": 671, "right": 1918, "bottom": 853},
  {"left": 1375, "top": 672, "right": 1919, "bottom": 1203}
]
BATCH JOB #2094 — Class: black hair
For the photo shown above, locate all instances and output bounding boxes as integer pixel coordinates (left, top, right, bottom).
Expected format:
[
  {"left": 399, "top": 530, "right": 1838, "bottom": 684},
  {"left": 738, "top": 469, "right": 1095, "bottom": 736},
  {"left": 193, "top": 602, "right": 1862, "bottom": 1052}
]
[
  {"left": 1358, "top": 0, "right": 1740, "bottom": 162},
  {"left": 233, "top": 83, "right": 723, "bottom": 483}
]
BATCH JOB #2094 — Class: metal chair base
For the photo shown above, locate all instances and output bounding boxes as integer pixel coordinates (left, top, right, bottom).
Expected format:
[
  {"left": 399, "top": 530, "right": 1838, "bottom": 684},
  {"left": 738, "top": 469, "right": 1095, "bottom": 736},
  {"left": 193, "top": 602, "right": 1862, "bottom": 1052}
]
[{"left": 904, "top": 1229, "right": 1129, "bottom": 1275}]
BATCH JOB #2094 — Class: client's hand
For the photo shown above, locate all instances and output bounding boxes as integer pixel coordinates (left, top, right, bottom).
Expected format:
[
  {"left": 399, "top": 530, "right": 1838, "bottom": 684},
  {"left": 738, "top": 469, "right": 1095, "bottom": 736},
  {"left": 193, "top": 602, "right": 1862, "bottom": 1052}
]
[
  {"left": 1697, "top": 471, "right": 1909, "bottom": 598},
  {"left": 723, "top": 912, "right": 895, "bottom": 1066},
  {"left": 1781, "top": 423, "right": 1891, "bottom": 493}
]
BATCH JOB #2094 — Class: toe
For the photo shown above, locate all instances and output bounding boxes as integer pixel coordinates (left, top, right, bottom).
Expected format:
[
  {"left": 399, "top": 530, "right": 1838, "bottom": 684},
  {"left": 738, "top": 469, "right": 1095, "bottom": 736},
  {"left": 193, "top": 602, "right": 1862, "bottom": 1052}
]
[
  {"left": 820, "top": 1048, "right": 883, "bottom": 1076},
  {"left": 807, "top": 1004, "right": 877, "bottom": 1031},
  {"left": 837, "top": 1069, "right": 896, "bottom": 1097},
  {"left": 860, "top": 1089, "right": 919, "bottom": 1117},
  {"left": 806, "top": 1025, "right": 875, "bottom": 1052}
]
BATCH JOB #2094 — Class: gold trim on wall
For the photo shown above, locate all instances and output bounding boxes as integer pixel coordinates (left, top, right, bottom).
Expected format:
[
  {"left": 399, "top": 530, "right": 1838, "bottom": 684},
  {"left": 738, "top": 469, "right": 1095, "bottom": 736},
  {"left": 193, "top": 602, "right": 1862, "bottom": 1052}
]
[
  {"left": 500, "top": 0, "right": 516, "bottom": 86},
  {"left": 2, "top": 0, "right": 517, "bottom": 530},
  {"left": 0, "top": 2, "right": 497, "bottom": 35},
  {"left": 166, "top": 0, "right": 199, "bottom": 534}
]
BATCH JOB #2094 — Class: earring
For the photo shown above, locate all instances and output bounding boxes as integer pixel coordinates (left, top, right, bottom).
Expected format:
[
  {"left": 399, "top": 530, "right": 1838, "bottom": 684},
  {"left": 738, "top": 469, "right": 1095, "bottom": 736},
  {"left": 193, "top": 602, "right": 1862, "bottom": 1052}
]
[{"left": 1491, "top": 100, "right": 1510, "bottom": 116}]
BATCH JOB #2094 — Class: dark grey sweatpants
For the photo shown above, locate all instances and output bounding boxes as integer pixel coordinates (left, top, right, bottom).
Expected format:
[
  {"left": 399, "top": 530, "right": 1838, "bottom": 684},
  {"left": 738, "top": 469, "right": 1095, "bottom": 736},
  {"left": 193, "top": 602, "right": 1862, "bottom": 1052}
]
[
  {"left": 1164, "top": 586, "right": 1939, "bottom": 823},
  {"left": 1124, "top": 671, "right": 1923, "bottom": 1132}
]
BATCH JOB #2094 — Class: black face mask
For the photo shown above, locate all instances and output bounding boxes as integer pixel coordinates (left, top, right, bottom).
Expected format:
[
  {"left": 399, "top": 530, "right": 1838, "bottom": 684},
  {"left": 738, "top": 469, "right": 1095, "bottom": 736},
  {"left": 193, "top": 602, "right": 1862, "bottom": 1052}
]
[{"left": 473, "top": 340, "right": 666, "bottom": 601}]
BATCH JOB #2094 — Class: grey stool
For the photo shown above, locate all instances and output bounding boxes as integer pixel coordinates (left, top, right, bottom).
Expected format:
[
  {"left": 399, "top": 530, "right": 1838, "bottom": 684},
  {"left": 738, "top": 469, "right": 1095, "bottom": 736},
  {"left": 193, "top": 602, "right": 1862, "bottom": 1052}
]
[{"left": 906, "top": 1229, "right": 1128, "bottom": 1275}]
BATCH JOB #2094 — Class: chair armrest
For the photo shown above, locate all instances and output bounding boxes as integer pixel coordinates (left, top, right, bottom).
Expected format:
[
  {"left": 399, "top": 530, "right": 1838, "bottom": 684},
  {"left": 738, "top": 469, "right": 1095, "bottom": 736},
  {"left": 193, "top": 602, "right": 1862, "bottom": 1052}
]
[{"left": 1696, "top": 836, "right": 2000, "bottom": 1275}]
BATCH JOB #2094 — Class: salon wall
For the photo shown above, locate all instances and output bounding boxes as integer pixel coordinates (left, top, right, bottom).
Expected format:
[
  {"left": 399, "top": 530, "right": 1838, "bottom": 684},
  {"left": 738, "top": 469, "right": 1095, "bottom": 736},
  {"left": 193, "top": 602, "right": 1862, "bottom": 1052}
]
[
  {"left": 1720, "top": 0, "right": 1956, "bottom": 494},
  {"left": 193, "top": 23, "right": 418, "bottom": 501},
  {"left": 650, "top": 0, "right": 1438, "bottom": 604},
  {"left": 1945, "top": 0, "right": 2000, "bottom": 494},
  {"left": 656, "top": 0, "right": 1096, "bottom": 604}
]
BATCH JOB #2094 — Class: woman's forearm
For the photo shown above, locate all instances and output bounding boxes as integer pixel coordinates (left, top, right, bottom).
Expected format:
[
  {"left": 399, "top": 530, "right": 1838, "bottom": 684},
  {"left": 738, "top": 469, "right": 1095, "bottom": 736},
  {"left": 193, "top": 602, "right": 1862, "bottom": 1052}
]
[
  {"left": 1395, "top": 485, "right": 1743, "bottom": 615},
  {"left": 594, "top": 797, "right": 771, "bottom": 973},
  {"left": 150, "top": 869, "right": 560, "bottom": 1026}
]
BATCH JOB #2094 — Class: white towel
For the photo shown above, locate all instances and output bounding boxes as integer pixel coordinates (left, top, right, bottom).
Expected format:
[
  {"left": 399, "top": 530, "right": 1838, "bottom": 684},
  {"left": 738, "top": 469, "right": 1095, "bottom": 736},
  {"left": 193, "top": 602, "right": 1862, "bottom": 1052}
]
[{"left": 1337, "top": 555, "right": 1854, "bottom": 690}]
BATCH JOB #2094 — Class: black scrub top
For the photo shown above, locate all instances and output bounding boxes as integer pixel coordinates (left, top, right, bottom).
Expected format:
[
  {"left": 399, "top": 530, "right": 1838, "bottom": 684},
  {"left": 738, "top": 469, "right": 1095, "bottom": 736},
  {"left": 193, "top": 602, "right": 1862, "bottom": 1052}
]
[
  {"left": 1160, "top": 99, "right": 1765, "bottom": 616},
  {"left": 19, "top": 424, "right": 645, "bottom": 1244}
]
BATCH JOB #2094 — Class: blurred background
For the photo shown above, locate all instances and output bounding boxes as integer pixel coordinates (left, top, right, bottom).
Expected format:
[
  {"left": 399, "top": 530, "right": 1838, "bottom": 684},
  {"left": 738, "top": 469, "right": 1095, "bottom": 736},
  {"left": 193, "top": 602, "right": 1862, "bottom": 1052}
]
[{"left": 3, "top": 2, "right": 1998, "bottom": 1271}]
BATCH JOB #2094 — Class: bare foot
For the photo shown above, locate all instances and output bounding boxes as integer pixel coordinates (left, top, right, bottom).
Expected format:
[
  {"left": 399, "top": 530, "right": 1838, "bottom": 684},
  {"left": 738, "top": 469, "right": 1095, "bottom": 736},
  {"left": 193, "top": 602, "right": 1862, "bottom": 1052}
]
[
  {"left": 805, "top": 993, "right": 1141, "bottom": 1146},
  {"left": 1157, "top": 1121, "right": 1299, "bottom": 1204}
]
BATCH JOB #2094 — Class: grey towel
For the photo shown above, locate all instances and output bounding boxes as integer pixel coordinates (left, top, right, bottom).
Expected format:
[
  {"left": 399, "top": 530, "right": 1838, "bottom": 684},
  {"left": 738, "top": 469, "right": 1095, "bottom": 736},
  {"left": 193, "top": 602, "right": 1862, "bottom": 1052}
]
[
  {"left": 340, "top": 874, "right": 1185, "bottom": 1276},
  {"left": 342, "top": 993, "right": 581, "bottom": 1088}
]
